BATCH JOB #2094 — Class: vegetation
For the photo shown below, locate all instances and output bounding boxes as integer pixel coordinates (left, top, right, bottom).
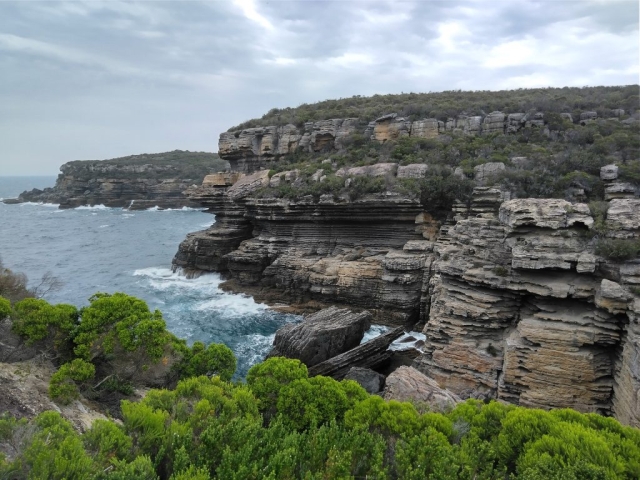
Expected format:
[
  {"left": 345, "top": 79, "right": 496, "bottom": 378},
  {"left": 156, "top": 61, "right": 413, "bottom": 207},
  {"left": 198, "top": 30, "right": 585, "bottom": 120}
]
[
  {"left": 0, "top": 358, "right": 638, "bottom": 478},
  {"left": 1, "top": 293, "right": 640, "bottom": 478},
  {"left": 61, "top": 150, "right": 228, "bottom": 181},
  {"left": 251, "top": 106, "right": 638, "bottom": 211},
  {"left": 0, "top": 257, "right": 62, "bottom": 304},
  {"left": 230, "top": 85, "right": 638, "bottom": 130}
]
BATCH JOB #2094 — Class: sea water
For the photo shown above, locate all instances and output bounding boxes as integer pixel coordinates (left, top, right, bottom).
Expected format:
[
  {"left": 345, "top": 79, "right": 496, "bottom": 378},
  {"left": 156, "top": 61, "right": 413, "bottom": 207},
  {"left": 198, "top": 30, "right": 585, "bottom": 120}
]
[{"left": 0, "top": 176, "right": 300, "bottom": 378}]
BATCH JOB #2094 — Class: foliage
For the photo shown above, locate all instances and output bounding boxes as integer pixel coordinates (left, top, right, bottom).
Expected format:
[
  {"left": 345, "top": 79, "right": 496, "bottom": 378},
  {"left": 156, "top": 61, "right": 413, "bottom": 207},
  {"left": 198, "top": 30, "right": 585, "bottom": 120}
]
[
  {"left": 230, "top": 85, "right": 639, "bottom": 130},
  {"left": 0, "top": 258, "right": 32, "bottom": 304},
  {"left": 246, "top": 357, "right": 309, "bottom": 415},
  {"left": 49, "top": 358, "right": 96, "bottom": 404},
  {"left": 595, "top": 238, "right": 640, "bottom": 260},
  {"left": 0, "top": 296, "right": 10, "bottom": 319},
  {"left": 62, "top": 150, "right": 228, "bottom": 182},
  {"left": 1, "top": 385, "right": 639, "bottom": 480},
  {"left": 11, "top": 298, "right": 78, "bottom": 352},
  {"left": 73, "top": 292, "right": 172, "bottom": 361},
  {"left": 177, "top": 341, "right": 237, "bottom": 381}
]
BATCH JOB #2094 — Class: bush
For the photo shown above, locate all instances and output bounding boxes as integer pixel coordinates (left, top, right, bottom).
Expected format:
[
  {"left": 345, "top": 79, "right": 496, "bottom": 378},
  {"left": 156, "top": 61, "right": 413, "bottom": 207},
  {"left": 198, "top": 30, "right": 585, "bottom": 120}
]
[
  {"left": 74, "top": 292, "right": 172, "bottom": 361},
  {"left": 49, "top": 358, "right": 96, "bottom": 404},
  {"left": 11, "top": 298, "right": 77, "bottom": 350},
  {"left": 178, "top": 341, "right": 236, "bottom": 381},
  {"left": 246, "top": 357, "right": 308, "bottom": 415},
  {"left": 595, "top": 238, "right": 640, "bottom": 260},
  {"left": 0, "top": 296, "right": 10, "bottom": 319}
]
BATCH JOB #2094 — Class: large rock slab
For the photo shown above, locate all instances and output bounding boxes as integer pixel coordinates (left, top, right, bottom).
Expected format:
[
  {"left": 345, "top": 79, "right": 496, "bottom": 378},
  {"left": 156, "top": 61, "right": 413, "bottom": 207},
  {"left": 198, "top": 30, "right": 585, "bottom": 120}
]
[
  {"left": 268, "top": 306, "right": 372, "bottom": 367},
  {"left": 383, "top": 366, "right": 461, "bottom": 410}
]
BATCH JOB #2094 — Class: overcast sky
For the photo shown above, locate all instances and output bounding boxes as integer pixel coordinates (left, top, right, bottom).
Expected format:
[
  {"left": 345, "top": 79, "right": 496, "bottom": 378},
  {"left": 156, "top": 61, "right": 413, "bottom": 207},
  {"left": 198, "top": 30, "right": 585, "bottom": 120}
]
[{"left": 0, "top": 0, "right": 638, "bottom": 175}]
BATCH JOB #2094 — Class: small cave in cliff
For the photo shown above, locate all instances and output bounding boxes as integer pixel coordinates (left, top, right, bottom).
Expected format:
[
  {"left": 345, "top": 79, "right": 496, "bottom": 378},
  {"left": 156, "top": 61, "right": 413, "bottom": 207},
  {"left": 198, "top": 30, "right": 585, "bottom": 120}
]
[{"left": 313, "top": 133, "right": 335, "bottom": 152}]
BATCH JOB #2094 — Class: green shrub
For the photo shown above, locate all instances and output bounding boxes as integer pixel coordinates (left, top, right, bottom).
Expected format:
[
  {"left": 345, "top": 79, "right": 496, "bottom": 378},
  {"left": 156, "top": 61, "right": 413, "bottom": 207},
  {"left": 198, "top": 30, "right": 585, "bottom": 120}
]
[
  {"left": 74, "top": 292, "right": 171, "bottom": 361},
  {"left": 49, "top": 358, "right": 96, "bottom": 404},
  {"left": 246, "top": 357, "right": 308, "bottom": 416},
  {"left": 178, "top": 341, "right": 236, "bottom": 381},
  {"left": 595, "top": 238, "right": 640, "bottom": 260},
  {"left": 12, "top": 298, "right": 77, "bottom": 348},
  {"left": 0, "top": 296, "right": 10, "bottom": 319}
]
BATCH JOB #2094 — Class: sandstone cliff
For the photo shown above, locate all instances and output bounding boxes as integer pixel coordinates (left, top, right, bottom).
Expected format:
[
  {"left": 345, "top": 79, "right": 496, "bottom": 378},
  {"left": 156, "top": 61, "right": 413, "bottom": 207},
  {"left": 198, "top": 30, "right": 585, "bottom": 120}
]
[
  {"left": 173, "top": 161, "right": 640, "bottom": 426},
  {"left": 7, "top": 150, "right": 226, "bottom": 209}
]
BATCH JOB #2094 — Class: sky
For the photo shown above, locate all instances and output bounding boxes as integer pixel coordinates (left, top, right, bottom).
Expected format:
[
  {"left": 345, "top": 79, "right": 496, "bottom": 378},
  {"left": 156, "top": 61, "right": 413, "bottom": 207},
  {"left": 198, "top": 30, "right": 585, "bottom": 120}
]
[{"left": 0, "top": 0, "right": 638, "bottom": 175}]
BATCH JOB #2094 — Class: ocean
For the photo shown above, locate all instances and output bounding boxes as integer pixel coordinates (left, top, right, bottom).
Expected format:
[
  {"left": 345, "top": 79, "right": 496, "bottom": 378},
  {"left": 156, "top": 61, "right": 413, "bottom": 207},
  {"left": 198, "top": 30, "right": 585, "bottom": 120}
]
[{"left": 0, "top": 176, "right": 302, "bottom": 378}]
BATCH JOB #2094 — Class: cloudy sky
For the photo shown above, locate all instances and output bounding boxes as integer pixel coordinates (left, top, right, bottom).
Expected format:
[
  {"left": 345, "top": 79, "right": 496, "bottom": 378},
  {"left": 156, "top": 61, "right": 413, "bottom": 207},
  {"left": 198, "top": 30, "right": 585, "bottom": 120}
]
[{"left": 0, "top": 0, "right": 638, "bottom": 175}]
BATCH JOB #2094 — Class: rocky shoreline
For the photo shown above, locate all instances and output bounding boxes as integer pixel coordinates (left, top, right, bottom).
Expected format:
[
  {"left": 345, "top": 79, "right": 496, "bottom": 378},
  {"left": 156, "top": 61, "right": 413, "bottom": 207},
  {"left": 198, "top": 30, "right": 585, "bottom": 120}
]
[{"left": 3, "top": 150, "right": 225, "bottom": 209}]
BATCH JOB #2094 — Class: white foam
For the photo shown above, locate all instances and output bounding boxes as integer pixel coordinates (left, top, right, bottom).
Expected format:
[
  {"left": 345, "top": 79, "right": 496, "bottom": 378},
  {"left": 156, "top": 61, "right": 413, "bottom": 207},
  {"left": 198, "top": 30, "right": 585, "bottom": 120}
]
[
  {"left": 145, "top": 206, "right": 205, "bottom": 212},
  {"left": 234, "top": 333, "right": 277, "bottom": 367},
  {"left": 361, "top": 324, "right": 390, "bottom": 344},
  {"left": 99, "top": 224, "right": 111, "bottom": 228},
  {"left": 19, "top": 202, "right": 60, "bottom": 208},
  {"left": 133, "top": 267, "right": 268, "bottom": 317},
  {"left": 389, "top": 331, "right": 426, "bottom": 352},
  {"left": 75, "top": 204, "right": 110, "bottom": 210},
  {"left": 122, "top": 213, "right": 135, "bottom": 218}
]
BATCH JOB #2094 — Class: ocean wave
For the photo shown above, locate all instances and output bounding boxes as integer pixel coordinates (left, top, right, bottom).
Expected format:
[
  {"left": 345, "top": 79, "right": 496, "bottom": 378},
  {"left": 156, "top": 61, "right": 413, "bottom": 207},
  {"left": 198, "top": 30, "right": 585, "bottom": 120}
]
[
  {"left": 361, "top": 324, "right": 390, "bottom": 343},
  {"left": 233, "top": 333, "right": 277, "bottom": 369},
  {"left": 19, "top": 202, "right": 60, "bottom": 208},
  {"left": 389, "top": 331, "right": 426, "bottom": 351},
  {"left": 75, "top": 204, "right": 111, "bottom": 210},
  {"left": 146, "top": 206, "right": 206, "bottom": 212}
]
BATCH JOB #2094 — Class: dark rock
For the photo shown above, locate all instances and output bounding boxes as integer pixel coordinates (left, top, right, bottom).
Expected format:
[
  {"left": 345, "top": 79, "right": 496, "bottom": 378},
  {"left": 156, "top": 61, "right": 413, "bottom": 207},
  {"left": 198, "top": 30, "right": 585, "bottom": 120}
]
[
  {"left": 308, "top": 327, "right": 404, "bottom": 379},
  {"left": 344, "top": 367, "right": 386, "bottom": 394},
  {"left": 267, "top": 306, "right": 372, "bottom": 367}
]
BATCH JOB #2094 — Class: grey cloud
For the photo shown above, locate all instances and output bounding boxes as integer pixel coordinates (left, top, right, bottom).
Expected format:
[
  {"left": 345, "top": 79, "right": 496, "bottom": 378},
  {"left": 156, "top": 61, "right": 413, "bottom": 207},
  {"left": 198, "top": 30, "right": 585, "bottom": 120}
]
[{"left": 0, "top": 0, "right": 637, "bottom": 175}]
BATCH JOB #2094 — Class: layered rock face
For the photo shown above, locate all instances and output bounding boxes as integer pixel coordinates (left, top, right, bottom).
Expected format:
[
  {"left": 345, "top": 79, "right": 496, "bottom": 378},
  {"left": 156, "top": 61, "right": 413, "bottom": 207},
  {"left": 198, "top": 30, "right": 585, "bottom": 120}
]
[
  {"left": 413, "top": 189, "right": 640, "bottom": 425},
  {"left": 8, "top": 151, "right": 222, "bottom": 209},
  {"left": 219, "top": 110, "right": 560, "bottom": 173},
  {"left": 174, "top": 168, "right": 435, "bottom": 324},
  {"left": 173, "top": 163, "right": 639, "bottom": 425}
]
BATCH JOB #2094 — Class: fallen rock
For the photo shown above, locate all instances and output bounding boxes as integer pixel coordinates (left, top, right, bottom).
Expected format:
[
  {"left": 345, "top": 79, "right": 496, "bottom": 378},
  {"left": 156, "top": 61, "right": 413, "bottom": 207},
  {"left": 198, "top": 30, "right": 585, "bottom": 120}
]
[
  {"left": 268, "top": 306, "right": 372, "bottom": 367},
  {"left": 309, "top": 327, "right": 404, "bottom": 379},
  {"left": 383, "top": 366, "right": 461, "bottom": 411},
  {"left": 344, "top": 367, "right": 386, "bottom": 394}
]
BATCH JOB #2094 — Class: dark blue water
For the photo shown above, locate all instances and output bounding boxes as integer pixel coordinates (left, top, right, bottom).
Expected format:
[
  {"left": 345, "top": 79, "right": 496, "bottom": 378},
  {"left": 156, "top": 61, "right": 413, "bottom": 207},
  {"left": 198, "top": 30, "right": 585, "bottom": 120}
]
[{"left": 0, "top": 176, "right": 300, "bottom": 378}]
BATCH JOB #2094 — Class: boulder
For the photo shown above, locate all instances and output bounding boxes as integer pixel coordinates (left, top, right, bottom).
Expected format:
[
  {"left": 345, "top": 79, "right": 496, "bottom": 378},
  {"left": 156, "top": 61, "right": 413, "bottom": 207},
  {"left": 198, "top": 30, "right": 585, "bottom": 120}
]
[
  {"left": 600, "top": 164, "right": 619, "bottom": 181},
  {"left": 268, "top": 306, "right": 372, "bottom": 367},
  {"left": 344, "top": 367, "right": 386, "bottom": 394},
  {"left": 474, "top": 162, "right": 505, "bottom": 183},
  {"left": 383, "top": 366, "right": 461, "bottom": 411}
]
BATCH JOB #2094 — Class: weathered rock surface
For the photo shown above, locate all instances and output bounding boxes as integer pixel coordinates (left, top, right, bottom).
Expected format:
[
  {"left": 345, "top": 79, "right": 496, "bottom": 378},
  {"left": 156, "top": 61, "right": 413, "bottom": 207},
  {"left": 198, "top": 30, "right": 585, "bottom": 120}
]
[
  {"left": 344, "top": 367, "right": 386, "bottom": 394},
  {"left": 218, "top": 110, "right": 569, "bottom": 173},
  {"left": 308, "top": 327, "right": 404, "bottom": 379},
  {"left": 413, "top": 189, "right": 640, "bottom": 426},
  {"left": 382, "top": 366, "right": 461, "bottom": 410},
  {"left": 5, "top": 151, "right": 222, "bottom": 209},
  {"left": 0, "top": 358, "right": 108, "bottom": 431},
  {"left": 267, "top": 307, "right": 372, "bottom": 367}
]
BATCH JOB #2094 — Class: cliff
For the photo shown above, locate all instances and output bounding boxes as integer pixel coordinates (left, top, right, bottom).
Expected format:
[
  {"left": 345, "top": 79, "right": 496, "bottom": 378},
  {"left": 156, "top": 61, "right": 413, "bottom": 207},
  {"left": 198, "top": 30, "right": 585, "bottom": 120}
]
[
  {"left": 7, "top": 150, "right": 227, "bottom": 209},
  {"left": 172, "top": 91, "right": 640, "bottom": 426}
]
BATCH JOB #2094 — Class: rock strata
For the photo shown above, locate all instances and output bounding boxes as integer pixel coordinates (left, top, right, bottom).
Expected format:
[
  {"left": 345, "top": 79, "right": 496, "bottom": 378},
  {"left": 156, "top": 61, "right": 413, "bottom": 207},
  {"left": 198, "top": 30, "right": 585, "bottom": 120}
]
[{"left": 6, "top": 151, "right": 223, "bottom": 209}]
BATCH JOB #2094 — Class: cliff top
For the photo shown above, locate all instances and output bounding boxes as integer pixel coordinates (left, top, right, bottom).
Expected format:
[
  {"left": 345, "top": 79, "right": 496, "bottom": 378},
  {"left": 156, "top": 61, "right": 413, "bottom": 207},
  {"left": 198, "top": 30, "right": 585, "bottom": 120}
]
[
  {"left": 62, "top": 150, "right": 226, "bottom": 169},
  {"left": 229, "top": 85, "right": 639, "bottom": 131}
]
